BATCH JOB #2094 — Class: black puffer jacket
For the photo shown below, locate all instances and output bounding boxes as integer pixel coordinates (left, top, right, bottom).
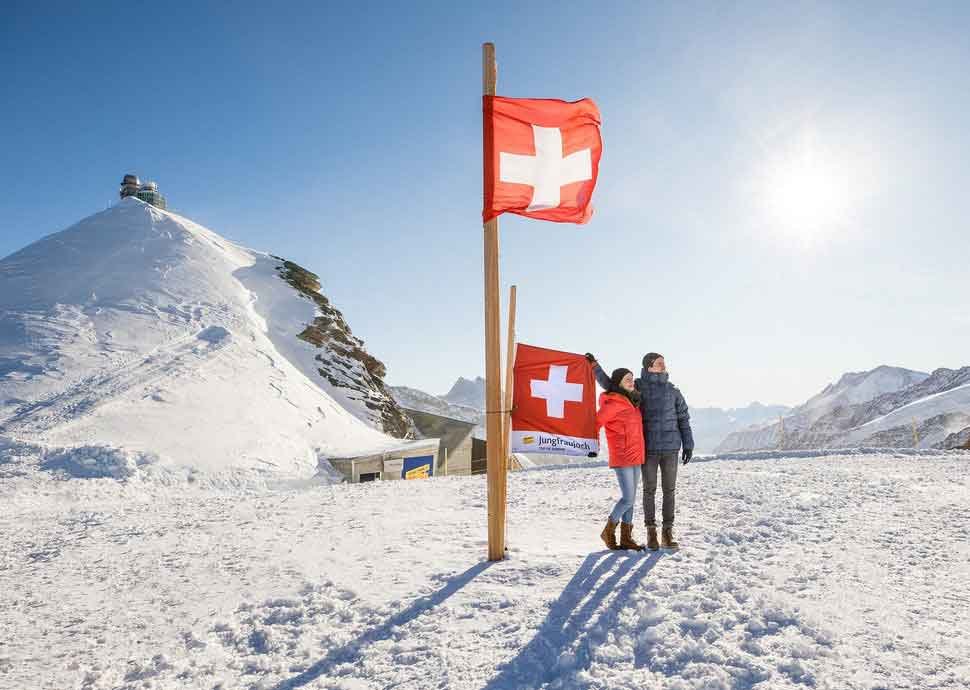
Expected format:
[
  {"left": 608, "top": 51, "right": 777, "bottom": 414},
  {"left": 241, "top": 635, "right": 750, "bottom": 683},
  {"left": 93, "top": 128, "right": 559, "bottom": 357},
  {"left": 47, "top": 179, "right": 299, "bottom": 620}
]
[{"left": 594, "top": 365, "right": 694, "bottom": 453}]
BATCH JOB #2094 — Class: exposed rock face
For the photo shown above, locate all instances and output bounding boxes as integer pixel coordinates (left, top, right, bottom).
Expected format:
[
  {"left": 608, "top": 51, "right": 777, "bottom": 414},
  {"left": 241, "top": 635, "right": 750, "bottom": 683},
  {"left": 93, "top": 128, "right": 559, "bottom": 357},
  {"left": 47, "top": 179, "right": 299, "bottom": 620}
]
[
  {"left": 937, "top": 425, "right": 970, "bottom": 450},
  {"left": 274, "top": 258, "right": 411, "bottom": 438},
  {"left": 860, "top": 412, "right": 970, "bottom": 449}
]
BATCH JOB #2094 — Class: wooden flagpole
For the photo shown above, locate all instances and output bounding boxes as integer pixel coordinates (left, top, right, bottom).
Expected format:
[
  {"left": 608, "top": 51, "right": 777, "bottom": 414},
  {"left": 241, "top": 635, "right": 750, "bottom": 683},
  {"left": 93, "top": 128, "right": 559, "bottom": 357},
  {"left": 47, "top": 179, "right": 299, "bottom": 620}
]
[
  {"left": 502, "top": 285, "right": 517, "bottom": 472},
  {"left": 483, "top": 42, "right": 506, "bottom": 561}
]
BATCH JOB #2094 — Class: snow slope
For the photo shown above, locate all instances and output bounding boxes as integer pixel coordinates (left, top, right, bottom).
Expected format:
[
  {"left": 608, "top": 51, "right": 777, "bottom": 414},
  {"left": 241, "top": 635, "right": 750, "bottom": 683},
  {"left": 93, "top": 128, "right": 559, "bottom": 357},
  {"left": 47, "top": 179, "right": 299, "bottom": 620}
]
[
  {"left": 0, "top": 198, "right": 401, "bottom": 477},
  {"left": 2, "top": 448, "right": 969, "bottom": 689}
]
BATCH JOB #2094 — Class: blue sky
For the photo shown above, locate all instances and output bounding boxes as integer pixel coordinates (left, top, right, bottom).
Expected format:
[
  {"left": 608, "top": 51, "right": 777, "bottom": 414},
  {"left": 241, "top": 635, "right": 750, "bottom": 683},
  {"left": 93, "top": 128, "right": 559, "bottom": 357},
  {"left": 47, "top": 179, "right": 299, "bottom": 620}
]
[{"left": 2, "top": 1, "right": 968, "bottom": 408}]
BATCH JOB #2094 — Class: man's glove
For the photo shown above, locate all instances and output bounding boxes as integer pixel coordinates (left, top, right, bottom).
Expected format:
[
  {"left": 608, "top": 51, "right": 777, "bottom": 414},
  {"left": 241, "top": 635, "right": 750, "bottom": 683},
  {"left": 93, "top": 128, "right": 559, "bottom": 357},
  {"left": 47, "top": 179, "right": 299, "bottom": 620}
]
[
  {"left": 585, "top": 353, "right": 597, "bottom": 363},
  {"left": 682, "top": 448, "right": 693, "bottom": 465}
]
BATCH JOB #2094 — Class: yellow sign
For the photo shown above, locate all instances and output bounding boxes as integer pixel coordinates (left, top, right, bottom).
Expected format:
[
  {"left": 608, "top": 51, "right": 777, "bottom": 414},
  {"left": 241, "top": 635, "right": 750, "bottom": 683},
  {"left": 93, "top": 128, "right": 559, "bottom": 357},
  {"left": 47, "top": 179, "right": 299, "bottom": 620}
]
[
  {"left": 402, "top": 455, "right": 434, "bottom": 480},
  {"left": 405, "top": 464, "right": 431, "bottom": 480}
]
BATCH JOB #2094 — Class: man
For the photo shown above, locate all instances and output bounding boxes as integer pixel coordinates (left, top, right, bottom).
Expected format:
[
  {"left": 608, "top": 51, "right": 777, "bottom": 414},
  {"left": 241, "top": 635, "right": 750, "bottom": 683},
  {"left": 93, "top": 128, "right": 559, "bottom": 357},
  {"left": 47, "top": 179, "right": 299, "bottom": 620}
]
[{"left": 587, "top": 352, "right": 694, "bottom": 551}]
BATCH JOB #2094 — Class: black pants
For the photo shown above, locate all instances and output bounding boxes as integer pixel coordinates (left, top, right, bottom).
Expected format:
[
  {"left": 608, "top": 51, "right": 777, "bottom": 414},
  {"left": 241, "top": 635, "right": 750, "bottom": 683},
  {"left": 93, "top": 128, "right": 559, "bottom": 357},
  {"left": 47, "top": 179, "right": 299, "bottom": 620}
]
[{"left": 642, "top": 451, "right": 679, "bottom": 527}]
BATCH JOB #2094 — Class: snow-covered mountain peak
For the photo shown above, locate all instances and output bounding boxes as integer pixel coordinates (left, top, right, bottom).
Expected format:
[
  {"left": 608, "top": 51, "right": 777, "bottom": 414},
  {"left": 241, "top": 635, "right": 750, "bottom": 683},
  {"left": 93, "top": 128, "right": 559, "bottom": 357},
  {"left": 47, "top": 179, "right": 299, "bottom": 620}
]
[
  {"left": 801, "top": 365, "right": 929, "bottom": 421},
  {"left": 715, "top": 363, "right": 967, "bottom": 453},
  {"left": 0, "top": 199, "right": 408, "bottom": 477},
  {"left": 442, "top": 376, "right": 485, "bottom": 409},
  {"left": 0, "top": 197, "right": 251, "bottom": 312}
]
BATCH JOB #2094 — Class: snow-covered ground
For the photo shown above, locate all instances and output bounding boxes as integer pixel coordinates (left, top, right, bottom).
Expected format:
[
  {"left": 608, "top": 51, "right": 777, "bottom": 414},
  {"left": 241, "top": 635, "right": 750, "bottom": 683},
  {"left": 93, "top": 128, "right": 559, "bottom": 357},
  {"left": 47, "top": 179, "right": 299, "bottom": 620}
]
[{"left": 3, "top": 449, "right": 969, "bottom": 690}]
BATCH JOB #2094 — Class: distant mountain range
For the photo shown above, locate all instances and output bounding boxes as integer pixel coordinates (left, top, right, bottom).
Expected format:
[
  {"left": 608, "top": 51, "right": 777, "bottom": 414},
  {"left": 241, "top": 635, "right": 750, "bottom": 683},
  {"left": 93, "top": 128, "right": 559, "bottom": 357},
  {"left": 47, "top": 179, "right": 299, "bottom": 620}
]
[
  {"left": 690, "top": 403, "right": 792, "bottom": 453},
  {"left": 390, "top": 384, "right": 483, "bottom": 428},
  {"left": 716, "top": 365, "right": 970, "bottom": 452},
  {"left": 398, "top": 364, "right": 970, "bottom": 454},
  {"left": 393, "top": 376, "right": 789, "bottom": 452},
  {"left": 441, "top": 376, "right": 485, "bottom": 409}
]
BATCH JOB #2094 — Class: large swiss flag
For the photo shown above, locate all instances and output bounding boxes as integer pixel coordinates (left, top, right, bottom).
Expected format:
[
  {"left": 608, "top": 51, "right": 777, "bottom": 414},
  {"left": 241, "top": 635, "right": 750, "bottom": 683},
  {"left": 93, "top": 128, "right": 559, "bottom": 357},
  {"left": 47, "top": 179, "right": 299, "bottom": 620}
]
[
  {"left": 483, "top": 96, "right": 602, "bottom": 224},
  {"left": 510, "top": 344, "right": 599, "bottom": 457}
]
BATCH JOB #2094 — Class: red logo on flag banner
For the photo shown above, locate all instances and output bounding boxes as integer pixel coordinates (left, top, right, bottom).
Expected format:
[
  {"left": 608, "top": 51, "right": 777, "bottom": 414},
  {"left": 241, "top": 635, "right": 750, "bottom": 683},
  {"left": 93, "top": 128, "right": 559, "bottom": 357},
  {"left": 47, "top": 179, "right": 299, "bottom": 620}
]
[
  {"left": 510, "top": 344, "right": 599, "bottom": 456},
  {"left": 483, "top": 96, "right": 602, "bottom": 224}
]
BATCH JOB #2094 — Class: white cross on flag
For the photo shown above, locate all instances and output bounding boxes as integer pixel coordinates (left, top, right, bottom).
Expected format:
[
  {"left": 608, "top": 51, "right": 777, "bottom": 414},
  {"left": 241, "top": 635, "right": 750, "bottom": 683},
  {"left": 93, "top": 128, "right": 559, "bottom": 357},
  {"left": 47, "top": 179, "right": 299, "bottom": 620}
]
[
  {"left": 510, "top": 343, "right": 599, "bottom": 457},
  {"left": 484, "top": 96, "right": 602, "bottom": 224},
  {"left": 530, "top": 365, "right": 584, "bottom": 418}
]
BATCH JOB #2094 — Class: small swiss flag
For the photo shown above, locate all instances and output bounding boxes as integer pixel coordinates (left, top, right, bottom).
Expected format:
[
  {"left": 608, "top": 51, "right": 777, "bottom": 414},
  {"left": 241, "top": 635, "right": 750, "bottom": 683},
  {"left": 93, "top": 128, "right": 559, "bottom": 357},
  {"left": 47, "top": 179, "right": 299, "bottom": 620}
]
[
  {"left": 510, "top": 344, "right": 599, "bottom": 457},
  {"left": 483, "top": 96, "right": 602, "bottom": 224}
]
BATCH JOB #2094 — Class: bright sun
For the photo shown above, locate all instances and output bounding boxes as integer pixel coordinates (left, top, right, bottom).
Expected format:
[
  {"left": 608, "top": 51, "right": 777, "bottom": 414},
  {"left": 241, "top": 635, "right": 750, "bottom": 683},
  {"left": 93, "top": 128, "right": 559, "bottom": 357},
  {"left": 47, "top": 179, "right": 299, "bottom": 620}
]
[{"left": 760, "top": 133, "right": 857, "bottom": 244}]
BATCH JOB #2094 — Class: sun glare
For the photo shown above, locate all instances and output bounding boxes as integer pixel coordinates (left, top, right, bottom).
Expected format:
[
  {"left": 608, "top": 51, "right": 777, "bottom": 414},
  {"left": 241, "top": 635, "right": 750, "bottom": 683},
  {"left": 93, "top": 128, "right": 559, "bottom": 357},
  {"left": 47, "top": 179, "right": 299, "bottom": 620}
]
[{"left": 759, "top": 133, "right": 857, "bottom": 245}]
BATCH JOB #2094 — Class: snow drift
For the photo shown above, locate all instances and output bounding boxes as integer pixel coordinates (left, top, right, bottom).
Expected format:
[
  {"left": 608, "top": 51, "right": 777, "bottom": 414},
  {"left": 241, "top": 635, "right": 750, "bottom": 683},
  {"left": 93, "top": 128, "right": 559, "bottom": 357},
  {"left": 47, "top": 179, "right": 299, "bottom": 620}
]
[{"left": 0, "top": 198, "right": 408, "bottom": 477}]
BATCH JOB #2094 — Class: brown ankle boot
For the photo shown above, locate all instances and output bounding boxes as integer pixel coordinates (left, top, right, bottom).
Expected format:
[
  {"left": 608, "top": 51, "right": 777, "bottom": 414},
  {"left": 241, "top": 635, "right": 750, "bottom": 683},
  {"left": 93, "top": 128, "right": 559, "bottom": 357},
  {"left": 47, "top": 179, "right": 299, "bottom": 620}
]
[
  {"left": 619, "top": 522, "right": 644, "bottom": 551},
  {"left": 646, "top": 526, "right": 659, "bottom": 551},
  {"left": 600, "top": 518, "right": 619, "bottom": 550},
  {"left": 661, "top": 526, "right": 680, "bottom": 551}
]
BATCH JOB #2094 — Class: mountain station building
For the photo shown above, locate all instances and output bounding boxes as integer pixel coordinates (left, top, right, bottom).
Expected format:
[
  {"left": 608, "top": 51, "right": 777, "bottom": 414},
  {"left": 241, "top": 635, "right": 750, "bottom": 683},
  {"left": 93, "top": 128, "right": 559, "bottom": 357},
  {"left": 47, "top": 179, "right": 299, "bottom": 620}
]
[
  {"left": 404, "top": 408, "right": 486, "bottom": 477},
  {"left": 120, "top": 174, "right": 167, "bottom": 210},
  {"left": 327, "top": 408, "right": 489, "bottom": 483},
  {"left": 328, "top": 438, "right": 441, "bottom": 483}
]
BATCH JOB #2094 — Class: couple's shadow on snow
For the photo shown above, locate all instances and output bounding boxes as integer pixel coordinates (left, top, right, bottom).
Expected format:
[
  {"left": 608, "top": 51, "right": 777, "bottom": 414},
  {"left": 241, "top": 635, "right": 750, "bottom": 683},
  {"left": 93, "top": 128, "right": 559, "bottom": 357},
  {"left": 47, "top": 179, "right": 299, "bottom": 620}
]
[
  {"left": 271, "top": 550, "right": 658, "bottom": 690},
  {"left": 482, "top": 550, "right": 660, "bottom": 689}
]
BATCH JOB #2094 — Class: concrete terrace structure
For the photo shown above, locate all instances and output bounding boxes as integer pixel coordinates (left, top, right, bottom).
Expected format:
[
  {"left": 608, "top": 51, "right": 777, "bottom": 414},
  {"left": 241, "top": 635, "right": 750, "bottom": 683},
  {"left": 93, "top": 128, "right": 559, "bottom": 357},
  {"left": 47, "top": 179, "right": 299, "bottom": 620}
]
[{"left": 120, "top": 173, "right": 167, "bottom": 210}]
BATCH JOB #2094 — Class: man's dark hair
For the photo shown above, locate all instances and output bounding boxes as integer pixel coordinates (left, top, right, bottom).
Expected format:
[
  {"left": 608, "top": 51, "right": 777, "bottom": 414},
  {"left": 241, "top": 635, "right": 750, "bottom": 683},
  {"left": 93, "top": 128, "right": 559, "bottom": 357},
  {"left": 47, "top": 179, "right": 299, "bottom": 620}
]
[{"left": 643, "top": 352, "right": 663, "bottom": 370}]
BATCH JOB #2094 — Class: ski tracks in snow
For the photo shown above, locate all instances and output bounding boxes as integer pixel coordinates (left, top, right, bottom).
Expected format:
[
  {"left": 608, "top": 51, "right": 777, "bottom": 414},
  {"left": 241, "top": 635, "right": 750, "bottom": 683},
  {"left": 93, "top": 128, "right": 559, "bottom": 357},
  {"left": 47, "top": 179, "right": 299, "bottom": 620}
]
[{"left": 0, "top": 324, "right": 234, "bottom": 435}]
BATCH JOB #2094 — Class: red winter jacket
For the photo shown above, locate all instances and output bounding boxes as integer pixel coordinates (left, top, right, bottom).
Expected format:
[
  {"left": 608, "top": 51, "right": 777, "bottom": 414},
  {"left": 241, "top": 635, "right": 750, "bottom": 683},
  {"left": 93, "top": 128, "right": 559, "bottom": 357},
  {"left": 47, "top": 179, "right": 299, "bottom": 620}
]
[{"left": 596, "top": 392, "right": 646, "bottom": 468}]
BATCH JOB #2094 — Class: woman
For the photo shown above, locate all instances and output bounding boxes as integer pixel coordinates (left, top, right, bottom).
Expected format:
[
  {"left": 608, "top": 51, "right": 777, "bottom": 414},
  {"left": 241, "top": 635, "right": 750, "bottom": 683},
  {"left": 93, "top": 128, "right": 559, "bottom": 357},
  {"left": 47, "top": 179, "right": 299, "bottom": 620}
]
[{"left": 597, "top": 367, "right": 646, "bottom": 551}]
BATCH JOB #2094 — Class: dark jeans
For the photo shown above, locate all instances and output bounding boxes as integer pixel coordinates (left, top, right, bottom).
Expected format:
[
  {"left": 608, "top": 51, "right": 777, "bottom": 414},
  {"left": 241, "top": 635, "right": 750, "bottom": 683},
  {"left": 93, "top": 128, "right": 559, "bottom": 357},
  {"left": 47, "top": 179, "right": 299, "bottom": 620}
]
[{"left": 642, "top": 451, "right": 679, "bottom": 527}]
